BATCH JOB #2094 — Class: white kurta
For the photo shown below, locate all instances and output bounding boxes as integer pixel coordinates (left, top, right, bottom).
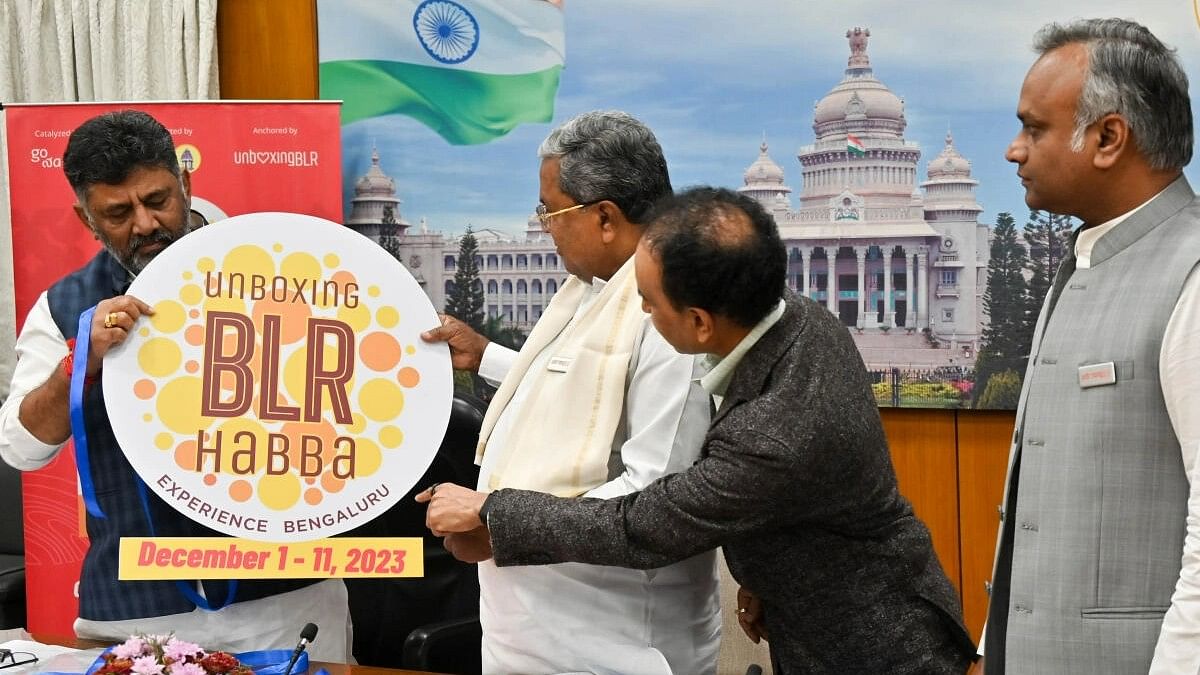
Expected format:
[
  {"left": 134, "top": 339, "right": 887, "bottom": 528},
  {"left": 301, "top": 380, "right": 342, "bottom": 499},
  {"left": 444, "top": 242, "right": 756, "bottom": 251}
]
[{"left": 475, "top": 279, "right": 720, "bottom": 675}]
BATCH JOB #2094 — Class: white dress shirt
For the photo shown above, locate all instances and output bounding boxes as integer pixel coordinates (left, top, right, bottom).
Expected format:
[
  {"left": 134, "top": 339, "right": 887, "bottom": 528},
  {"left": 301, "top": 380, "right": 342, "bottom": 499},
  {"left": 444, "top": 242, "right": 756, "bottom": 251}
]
[
  {"left": 0, "top": 292, "right": 351, "bottom": 661},
  {"left": 474, "top": 276, "right": 720, "bottom": 675},
  {"left": 977, "top": 192, "right": 1200, "bottom": 671},
  {"left": 1074, "top": 212, "right": 1200, "bottom": 674}
]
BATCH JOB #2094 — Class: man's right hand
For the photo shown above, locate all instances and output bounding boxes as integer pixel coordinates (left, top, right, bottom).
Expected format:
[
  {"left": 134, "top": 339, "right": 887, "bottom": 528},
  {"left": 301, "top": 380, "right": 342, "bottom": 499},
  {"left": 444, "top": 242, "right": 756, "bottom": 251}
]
[
  {"left": 420, "top": 314, "right": 489, "bottom": 373},
  {"left": 89, "top": 295, "right": 154, "bottom": 375}
]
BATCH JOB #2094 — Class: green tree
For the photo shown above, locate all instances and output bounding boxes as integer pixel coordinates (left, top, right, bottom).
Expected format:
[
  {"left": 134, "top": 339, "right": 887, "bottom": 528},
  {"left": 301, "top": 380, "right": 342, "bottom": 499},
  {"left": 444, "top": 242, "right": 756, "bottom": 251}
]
[
  {"left": 973, "top": 212, "right": 1030, "bottom": 407},
  {"left": 443, "top": 227, "right": 485, "bottom": 332},
  {"left": 977, "top": 369, "right": 1023, "bottom": 409},
  {"left": 379, "top": 204, "right": 402, "bottom": 262},
  {"left": 482, "top": 315, "right": 527, "bottom": 351},
  {"left": 1024, "top": 210, "right": 1076, "bottom": 322}
]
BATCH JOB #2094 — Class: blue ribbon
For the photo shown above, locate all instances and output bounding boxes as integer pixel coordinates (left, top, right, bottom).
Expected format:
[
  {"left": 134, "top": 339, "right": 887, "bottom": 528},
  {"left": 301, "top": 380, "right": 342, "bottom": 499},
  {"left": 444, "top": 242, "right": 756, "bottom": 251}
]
[
  {"left": 75, "top": 648, "right": 321, "bottom": 675},
  {"left": 233, "top": 649, "right": 316, "bottom": 675},
  {"left": 134, "top": 477, "right": 239, "bottom": 611},
  {"left": 70, "top": 303, "right": 236, "bottom": 611},
  {"left": 70, "top": 305, "right": 105, "bottom": 519}
]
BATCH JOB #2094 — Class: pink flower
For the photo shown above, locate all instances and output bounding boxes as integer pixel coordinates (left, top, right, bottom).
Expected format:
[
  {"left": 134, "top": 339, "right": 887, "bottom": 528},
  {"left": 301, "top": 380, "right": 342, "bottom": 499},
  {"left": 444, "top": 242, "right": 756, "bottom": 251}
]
[
  {"left": 131, "top": 655, "right": 165, "bottom": 675},
  {"left": 163, "top": 639, "right": 203, "bottom": 663},
  {"left": 167, "top": 662, "right": 206, "bottom": 675},
  {"left": 112, "top": 638, "right": 148, "bottom": 660}
]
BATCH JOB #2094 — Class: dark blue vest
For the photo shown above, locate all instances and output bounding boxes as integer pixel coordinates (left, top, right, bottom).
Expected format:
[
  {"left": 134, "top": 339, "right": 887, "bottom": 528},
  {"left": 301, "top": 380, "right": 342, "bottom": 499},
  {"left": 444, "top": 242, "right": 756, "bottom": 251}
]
[{"left": 47, "top": 250, "right": 317, "bottom": 621}]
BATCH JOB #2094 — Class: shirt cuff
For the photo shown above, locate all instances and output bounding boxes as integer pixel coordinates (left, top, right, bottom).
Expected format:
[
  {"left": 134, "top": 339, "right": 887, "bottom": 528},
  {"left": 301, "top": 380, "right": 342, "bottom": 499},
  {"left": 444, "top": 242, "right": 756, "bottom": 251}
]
[
  {"left": 478, "top": 343, "right": 517, "bottom": 386},
  {"left": 0, "top": 395, "right": 66, "bottom": 470},
  {"left": 479, "top": 492, "right": 498, "bottom": 528}
]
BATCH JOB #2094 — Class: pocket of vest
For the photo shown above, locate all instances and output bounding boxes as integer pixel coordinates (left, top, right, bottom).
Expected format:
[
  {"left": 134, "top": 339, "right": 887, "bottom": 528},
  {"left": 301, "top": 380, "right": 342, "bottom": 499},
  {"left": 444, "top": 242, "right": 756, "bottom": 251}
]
[{"left": 1081, "top": 605, "right": 1169, "bottom": 620}]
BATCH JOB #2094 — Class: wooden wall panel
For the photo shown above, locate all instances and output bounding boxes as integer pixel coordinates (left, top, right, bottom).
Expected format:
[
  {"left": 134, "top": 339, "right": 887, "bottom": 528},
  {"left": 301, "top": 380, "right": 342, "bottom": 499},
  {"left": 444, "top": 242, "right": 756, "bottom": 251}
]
[
  {"left": 880, "top": 408, "right": 961, "bottom": 595},
  {"left": 217, "top": 0, "right": 319, "bottom": 100},
  {"left": 955, "top": 409, "right": 1016, "bottom": 643}
]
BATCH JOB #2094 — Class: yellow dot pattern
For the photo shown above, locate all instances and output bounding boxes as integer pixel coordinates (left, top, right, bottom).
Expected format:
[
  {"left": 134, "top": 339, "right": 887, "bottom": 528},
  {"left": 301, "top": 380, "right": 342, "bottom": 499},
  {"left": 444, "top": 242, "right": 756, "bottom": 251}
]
[
  {"left": 377, "top": 306, "right": 399, "bottom": 328},
  {"left": 180, "top": 284, "right": 203, "bottom": 305},
  {"left": 360, "top": 379, "right": 404, "bottom": 422},
  {"left": 157, "top": 377, "right": 211, "bottom": 435},
  {"left": 380, "top": 425, "right": 404, "bottom": 449},
  {"left": 138, "top": 338, "right": 182, "bottom": 378},
  {"left": 258, "top": 472, "right": 300, "bottom": 511},
  {"left": 281, "top": 252, "right": 321, "bottom": 282},
  {"left": 151, "top": 301, "right": 186, "bottom": 333}
]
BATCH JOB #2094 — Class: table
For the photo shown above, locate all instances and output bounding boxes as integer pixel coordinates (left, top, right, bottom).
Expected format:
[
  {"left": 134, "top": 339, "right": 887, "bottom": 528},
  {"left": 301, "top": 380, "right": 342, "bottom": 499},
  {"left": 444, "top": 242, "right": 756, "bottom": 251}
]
[
  {"left": 31, "top": 635, "right": 443, "bottom": 675},
  {"left": 310, "top": 662, "right": 442, "bottom": 675}
]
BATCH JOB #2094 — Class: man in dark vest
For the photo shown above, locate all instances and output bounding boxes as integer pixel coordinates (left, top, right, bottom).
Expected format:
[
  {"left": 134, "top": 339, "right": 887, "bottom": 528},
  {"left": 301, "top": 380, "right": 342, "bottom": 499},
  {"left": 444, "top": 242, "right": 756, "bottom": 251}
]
[
  {"left": 419, "top": 187, "right": 975, "bottom": 673},
  {"left": 0, "top": 110, "right": 350, "bottom": 658},
  {"left": 979, "top": 18, "right": 1200, "bottom": 674}
]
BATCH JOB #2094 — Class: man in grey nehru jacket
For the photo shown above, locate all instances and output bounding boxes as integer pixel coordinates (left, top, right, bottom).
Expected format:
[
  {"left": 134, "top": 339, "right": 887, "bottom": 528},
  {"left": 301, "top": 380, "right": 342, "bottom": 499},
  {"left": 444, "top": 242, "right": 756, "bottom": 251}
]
[{"left": 979, "top": 17, "right": 1200, "bottom": 674}]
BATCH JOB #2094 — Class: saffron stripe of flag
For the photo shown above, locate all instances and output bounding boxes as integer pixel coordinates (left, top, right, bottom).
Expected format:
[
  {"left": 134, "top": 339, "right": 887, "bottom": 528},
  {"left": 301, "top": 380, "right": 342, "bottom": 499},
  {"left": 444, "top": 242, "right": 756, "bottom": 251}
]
[{"left": 847, "top": 133, "right": 867, "bottom": 157}]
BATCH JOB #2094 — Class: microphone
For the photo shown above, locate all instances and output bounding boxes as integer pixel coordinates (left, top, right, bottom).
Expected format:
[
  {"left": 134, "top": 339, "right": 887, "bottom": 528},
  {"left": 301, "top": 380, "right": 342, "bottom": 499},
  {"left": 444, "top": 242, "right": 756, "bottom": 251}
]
[
  {"left": 282, "top": 623, "right": 318, "bottom": 675},
  {"left": 745, "top": 666, "right": 763, "bottom": 675}
]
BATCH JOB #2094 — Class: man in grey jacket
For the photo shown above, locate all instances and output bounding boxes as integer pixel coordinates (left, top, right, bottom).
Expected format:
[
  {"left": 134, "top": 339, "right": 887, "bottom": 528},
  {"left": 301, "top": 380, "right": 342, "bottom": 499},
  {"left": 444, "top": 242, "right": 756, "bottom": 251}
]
[
  {"left": 420, "top": 187, "right": 974, "bottom": 673},
  {"left": 980, "top": 18, "right": 1200, "bottom": 674}
]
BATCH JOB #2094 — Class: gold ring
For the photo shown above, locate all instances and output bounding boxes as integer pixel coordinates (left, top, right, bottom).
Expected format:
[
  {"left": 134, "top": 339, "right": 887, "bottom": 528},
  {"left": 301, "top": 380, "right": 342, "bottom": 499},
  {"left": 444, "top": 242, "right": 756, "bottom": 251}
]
[{"left": 104, "top": 312, "right": 119, "bottom": 329}]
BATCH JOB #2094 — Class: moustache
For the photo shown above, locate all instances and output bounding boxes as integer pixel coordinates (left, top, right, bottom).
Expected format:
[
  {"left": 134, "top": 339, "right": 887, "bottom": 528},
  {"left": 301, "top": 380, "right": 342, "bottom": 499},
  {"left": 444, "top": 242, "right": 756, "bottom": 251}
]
[{"left": 128, "top": 229, "right": 178, "bottom": 254}]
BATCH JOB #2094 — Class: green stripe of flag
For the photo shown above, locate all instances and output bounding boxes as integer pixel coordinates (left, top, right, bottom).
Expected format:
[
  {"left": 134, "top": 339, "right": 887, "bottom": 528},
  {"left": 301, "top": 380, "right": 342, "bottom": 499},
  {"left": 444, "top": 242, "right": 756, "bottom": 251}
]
[{"left": 320, "top": 59, "right": 562, "bottom": 144}]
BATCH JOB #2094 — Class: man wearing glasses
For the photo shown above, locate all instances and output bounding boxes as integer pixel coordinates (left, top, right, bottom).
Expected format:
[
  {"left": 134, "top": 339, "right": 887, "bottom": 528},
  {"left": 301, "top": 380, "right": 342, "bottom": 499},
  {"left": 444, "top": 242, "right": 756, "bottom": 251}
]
[{"left": 421, "top": 110, "right": 720, "bottom": 674}]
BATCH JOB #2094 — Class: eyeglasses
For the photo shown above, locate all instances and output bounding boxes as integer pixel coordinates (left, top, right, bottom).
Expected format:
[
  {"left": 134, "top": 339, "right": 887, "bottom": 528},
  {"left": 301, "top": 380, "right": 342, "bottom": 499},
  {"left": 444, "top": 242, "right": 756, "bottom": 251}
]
[
  {"left": 535, "top": 202, "right": 596, "bottom": 231},
  {"left": 0, "top": 649, "right": 37, "bottom": 669}
]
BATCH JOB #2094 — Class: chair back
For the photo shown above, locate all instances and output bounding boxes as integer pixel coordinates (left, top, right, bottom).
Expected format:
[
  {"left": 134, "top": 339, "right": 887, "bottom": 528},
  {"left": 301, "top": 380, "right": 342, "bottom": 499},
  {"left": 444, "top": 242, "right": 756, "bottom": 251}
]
[{"left": 347, "top": 392, "right": 486, "bottom": 671}]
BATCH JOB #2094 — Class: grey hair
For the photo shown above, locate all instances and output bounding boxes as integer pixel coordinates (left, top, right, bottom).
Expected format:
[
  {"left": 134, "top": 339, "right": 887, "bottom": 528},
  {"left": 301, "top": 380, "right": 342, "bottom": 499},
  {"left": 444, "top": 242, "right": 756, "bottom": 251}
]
[
  {"left": 537, "top": 110, "right": 672, "bottom": 224},
  {"left": 1034, "top": 18, "right": 1192, "bottom": 170}
]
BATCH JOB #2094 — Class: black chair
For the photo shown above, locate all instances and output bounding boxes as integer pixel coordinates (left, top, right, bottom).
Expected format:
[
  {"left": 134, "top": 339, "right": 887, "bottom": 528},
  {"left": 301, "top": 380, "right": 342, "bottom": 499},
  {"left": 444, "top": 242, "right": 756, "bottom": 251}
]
[
  {"left": 346, "top": 393, "right": 485, "bottom": 673},
  {"left": 402, "top": 615, "right": 481, "bottom": 673},
  {"left": 0, "top": 460, "right": 26, "bottom": 629}
]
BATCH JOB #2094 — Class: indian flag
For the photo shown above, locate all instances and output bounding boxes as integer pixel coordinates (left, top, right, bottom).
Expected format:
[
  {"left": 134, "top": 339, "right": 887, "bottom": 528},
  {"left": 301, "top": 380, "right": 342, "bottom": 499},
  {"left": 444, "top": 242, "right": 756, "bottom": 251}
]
[
  {"left": 318, "top": 0, "right": 564, "bottom": 145},
  {"left": 847, "top": 133, "right": 866, "bottom": 157}
]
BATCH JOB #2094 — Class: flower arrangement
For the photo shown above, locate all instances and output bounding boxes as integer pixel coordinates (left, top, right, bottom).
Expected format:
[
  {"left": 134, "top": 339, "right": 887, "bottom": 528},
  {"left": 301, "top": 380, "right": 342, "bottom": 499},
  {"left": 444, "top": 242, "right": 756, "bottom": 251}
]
[{"left": 91, "top": 635, "right": 253, "bottom": 675}]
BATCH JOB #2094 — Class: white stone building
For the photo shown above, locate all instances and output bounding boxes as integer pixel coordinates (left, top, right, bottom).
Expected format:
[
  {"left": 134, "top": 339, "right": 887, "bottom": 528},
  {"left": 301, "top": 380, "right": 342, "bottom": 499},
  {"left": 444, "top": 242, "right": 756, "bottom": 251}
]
[
  {"left": 345, "top": 27, "right": 989, "bottom": 363},
  {"left": 741, "top": 27, "right": 988, "bottom": 358}
]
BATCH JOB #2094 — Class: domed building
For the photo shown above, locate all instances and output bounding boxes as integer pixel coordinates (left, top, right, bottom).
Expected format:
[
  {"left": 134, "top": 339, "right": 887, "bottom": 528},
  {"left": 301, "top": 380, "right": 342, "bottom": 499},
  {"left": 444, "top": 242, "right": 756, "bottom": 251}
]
[
  {"left": 344, "top": 149, "right": 565, "bottom": 330},
  {"left": 347, "top": 27, "right": 988, "bottom": 363},
  {"left": 740, "top": 27, "right": 988, "bottom": 365},
  {"left": 738, "top": 137, "right": 791, "bottom": 206},
  {"left": 346, "top": 147, "right": 409, "bottom": 238}
]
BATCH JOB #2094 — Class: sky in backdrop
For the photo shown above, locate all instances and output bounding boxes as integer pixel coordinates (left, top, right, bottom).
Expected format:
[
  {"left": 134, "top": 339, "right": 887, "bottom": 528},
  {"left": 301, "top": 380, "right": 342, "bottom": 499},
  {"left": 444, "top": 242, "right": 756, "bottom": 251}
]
[{"left": 334, "top": 0, "right": 1200, "bottom": 237}]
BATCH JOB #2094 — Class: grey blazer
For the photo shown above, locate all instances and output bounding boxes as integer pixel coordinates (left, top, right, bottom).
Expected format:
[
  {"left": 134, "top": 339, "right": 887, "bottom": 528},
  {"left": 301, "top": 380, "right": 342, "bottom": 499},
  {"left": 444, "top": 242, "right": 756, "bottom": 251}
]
[{"left": 488, "top": 292, "right": 975, "bottom": 673}]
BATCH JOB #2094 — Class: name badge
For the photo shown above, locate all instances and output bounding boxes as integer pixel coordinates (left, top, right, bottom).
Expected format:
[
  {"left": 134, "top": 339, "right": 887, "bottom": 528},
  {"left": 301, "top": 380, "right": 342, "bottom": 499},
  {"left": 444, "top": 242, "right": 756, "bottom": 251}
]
[
  {"left": 547, "top": 356, "right": 573, "bottom": 373},
  {"left": 1078, "top": 362, "right": 1117, "bottom": 388}
]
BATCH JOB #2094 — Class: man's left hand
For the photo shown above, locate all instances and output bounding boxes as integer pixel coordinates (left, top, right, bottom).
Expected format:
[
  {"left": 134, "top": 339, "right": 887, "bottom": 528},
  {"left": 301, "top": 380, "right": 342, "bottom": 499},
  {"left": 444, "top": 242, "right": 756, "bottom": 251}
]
[
  {"left": 444, "top": 526, "right": 493, "bottom": 563},
  {"left": 416, "top": 482, "right": 488, "bottom": 535},
  {"left": 736, "top": 586, "right": 769, "bottom": 644}
]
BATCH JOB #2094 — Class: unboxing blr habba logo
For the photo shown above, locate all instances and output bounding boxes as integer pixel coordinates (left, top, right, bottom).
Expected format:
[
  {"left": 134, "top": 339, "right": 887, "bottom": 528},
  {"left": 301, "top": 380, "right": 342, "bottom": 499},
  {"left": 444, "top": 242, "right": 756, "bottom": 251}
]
[{"left": 119, "top": 219, "right": 433, "bottom": 540}]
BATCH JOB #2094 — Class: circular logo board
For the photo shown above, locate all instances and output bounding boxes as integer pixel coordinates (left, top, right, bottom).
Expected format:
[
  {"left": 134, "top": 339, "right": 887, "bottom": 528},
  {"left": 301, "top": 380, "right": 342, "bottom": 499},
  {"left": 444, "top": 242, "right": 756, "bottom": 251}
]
[{"left": 104, "top": 212, "right": 452, "bottom": 542}]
